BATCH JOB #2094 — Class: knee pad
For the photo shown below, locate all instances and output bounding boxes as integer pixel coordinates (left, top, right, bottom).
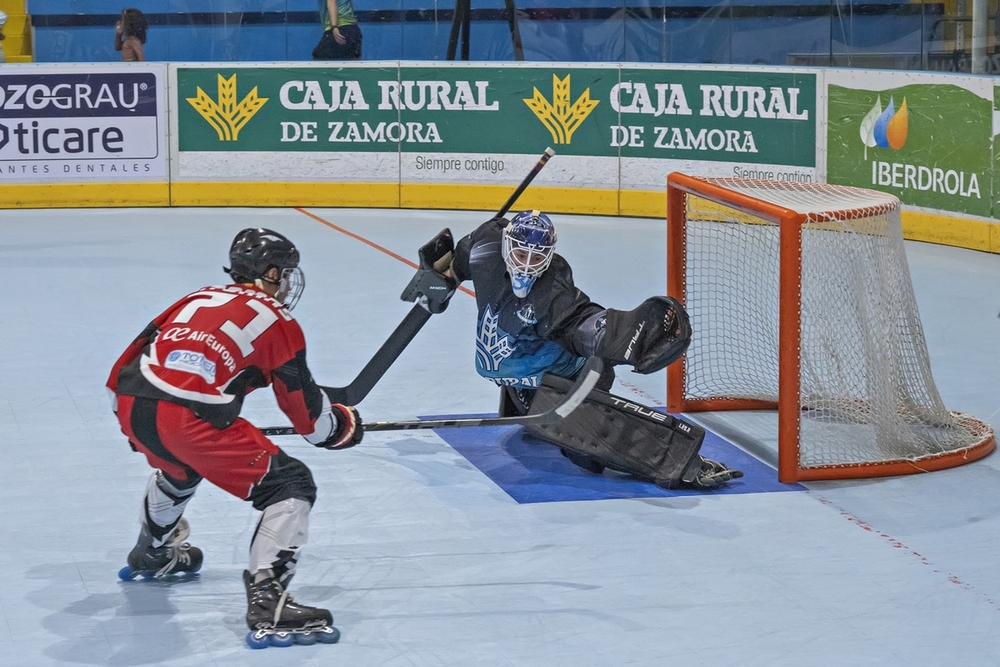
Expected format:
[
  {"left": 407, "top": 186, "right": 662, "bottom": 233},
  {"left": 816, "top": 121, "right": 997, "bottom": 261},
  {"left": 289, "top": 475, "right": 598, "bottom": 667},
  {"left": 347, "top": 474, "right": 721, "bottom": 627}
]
[{"left": 249, "top": 450, "right": 317, "bottom": 511}]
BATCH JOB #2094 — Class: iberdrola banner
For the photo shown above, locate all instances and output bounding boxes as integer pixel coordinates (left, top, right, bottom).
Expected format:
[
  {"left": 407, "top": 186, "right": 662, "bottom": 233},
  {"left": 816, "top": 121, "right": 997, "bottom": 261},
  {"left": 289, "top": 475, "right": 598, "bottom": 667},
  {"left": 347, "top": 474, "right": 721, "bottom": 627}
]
[{"left": 826, "top": 70, "right": 993, "bottom": 218}]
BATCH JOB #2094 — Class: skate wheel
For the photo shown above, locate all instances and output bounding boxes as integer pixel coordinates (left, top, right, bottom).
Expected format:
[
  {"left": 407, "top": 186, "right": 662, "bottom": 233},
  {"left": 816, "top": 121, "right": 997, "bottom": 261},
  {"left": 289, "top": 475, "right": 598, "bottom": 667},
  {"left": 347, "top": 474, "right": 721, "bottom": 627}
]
[
  {"left": 293, "top": 631, "right": 318, "bottom": 646},
  {"left": 270, "top": 631, "right": 295, "bottom": 648},
  {"left": 316, "top": 626, "right": 340, "bottom": 644},
  {"left": 246, "top": 630, "right": 270, "bottom": 650},
  {"left": 117, "top": 566, "right": 137, "bottom": 581}
]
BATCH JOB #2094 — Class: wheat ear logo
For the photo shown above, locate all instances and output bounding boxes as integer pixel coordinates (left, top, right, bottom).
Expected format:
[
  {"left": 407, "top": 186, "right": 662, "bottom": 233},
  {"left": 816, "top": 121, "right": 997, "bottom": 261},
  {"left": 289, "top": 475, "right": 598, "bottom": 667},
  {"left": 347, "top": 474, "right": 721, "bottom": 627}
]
[
  {"left": 523, "top": 74, "right": 599, "bottom": 145},
  {"left": 186, "top": 74, "right": 268, "bottom": 142}
]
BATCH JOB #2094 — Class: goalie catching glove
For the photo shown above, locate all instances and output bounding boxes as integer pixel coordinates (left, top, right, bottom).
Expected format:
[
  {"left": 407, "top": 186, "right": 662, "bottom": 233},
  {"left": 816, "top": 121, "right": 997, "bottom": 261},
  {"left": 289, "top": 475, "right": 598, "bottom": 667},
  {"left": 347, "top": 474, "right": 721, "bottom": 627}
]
[{"left": 596, "top": 296, "right": 692, "bottom": 374}]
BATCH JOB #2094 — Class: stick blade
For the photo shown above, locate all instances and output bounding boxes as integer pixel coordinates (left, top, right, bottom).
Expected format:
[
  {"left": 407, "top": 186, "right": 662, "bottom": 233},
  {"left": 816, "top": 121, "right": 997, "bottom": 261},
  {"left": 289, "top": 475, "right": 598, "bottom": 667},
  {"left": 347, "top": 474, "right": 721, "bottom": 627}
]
[{"left": 532, "top": 356, "right": 603, "bottom": 424}]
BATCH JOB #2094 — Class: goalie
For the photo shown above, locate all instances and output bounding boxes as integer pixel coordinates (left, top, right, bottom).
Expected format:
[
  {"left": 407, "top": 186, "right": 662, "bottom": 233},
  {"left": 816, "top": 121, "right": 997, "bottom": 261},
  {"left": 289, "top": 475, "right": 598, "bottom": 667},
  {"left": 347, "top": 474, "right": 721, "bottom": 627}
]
[{"left": 408, "top": 211, "right": 741, "bottom": 489}]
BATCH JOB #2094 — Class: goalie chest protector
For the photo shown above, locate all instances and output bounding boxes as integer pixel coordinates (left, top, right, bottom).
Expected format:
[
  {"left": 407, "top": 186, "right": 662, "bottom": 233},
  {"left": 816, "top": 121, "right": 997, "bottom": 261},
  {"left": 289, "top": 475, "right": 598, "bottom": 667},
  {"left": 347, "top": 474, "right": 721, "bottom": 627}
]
[{"left": 526, "top": 375, "right": 706, "bottom": 489}]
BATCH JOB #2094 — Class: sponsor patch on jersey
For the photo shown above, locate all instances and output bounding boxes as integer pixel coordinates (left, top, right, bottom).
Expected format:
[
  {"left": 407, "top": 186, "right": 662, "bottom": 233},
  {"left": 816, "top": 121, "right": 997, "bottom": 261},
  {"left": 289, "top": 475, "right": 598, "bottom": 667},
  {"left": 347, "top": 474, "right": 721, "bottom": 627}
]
[
  {"left": 491, "top": 375, "right": 541, "bottom": 388},
  {"left": 164, "top": 349, "right": 217, "bottom": 383},
  {"left": 515, "top": 303, "right": 538, "bottom": 325}
]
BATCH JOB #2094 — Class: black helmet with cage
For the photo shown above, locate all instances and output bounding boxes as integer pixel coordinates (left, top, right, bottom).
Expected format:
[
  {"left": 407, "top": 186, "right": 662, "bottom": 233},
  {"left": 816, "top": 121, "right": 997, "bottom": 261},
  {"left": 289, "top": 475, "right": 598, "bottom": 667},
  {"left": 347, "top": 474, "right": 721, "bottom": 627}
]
[{"left": 225, "top": 228, "right": 305, "bottom": 309}]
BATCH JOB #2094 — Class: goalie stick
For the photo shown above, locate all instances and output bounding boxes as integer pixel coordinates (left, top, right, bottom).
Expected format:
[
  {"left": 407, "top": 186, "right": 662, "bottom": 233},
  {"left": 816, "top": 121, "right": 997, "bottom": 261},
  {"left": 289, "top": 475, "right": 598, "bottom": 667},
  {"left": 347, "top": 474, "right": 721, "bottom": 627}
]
[
  {"left": 495, "top": 146, "right": 555, "bottom": 219},
  {"left": 260, "top": 357, "right": 602, "bottom": 436},
  {"left": 321, "top": 147, "right": 557, "bottom": 406}
]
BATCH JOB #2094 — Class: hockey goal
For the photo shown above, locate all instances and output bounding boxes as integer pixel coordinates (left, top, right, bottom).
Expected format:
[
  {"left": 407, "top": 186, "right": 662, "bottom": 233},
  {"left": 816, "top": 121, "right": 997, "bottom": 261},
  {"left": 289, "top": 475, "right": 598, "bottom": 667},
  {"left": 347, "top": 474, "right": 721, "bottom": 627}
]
[{"left": 666, "top": 173, "right": 995, "bottom": 483}]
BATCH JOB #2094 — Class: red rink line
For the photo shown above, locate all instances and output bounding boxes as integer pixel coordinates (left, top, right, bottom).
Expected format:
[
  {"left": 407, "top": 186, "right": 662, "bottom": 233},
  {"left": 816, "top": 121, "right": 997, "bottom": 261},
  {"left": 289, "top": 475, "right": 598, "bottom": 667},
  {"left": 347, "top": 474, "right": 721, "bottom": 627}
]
[
  {"left": 814, "top": 495, "right": 999, "bottom": 609},
  {"left": 615, "top": 377, "right": 663, "bottom": 406},
  {"left": 295, "top": 207, "right": 475, "bottom": 297}
]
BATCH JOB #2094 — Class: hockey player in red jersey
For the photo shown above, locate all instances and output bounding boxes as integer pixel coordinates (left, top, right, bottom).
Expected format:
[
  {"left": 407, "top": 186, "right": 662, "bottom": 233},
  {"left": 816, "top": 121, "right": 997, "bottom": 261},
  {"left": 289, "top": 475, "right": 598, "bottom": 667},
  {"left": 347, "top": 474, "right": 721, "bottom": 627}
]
[{"left": 107, "top": 228, "right": 360, "bottom": 647}]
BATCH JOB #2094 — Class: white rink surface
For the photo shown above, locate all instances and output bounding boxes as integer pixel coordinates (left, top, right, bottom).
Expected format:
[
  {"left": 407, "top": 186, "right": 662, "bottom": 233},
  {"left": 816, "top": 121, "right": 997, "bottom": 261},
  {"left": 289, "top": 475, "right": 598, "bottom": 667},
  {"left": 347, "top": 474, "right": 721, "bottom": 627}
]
[{"left": 2, "top": 206, "right": 1000, "bottom": 667}]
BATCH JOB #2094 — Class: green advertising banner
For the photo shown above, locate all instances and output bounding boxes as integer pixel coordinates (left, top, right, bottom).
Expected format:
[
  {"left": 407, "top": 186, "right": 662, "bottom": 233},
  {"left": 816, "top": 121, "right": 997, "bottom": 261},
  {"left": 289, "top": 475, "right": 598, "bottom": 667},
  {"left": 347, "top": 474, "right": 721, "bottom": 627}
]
[
  {"left": 827, "top": 72, "right": 992, "bottom": 218},
  {"left": 176, "top": 64, "right": 815, "bottom": 167},
  {"left": 176, "top": 64, "right": 613, "bottom": 160},
  {"left": 393, "top": 65, "right": 612, "bottom": 157},
  {"left": 616, "top": 67, "right": 815, "bottom": 167},
  {"left": 173, "top": 62, "right": 821, "bottom": 206},
  {"left": 994, "top": 85, "right": 1000, "bottom": 220},
  {"left": 177, "top": 65, "right": 398, "bottom": 153}
]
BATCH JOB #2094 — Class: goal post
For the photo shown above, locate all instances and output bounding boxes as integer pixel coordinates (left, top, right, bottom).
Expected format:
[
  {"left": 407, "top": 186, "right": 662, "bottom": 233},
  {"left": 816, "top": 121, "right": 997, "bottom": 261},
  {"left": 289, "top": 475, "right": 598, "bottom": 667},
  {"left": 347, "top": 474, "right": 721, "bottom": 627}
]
[{"left": 666, "top": 172, "right": 995, "bottom": 483}]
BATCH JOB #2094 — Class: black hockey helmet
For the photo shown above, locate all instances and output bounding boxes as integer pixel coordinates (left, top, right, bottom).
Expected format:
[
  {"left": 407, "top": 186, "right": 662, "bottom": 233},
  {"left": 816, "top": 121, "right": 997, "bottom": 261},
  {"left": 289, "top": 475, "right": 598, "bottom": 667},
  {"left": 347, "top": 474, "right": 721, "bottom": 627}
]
[{"left": 225, "top": 228, "right": 305, "bottom": 309}]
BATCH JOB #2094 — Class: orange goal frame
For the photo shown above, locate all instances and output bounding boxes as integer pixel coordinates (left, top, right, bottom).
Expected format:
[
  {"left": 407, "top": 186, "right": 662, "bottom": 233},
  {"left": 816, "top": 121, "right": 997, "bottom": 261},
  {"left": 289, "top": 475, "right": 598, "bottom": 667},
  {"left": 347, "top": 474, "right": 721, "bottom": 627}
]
[{"left": 665, "top": 172, "right": 995, "bottom": 483}]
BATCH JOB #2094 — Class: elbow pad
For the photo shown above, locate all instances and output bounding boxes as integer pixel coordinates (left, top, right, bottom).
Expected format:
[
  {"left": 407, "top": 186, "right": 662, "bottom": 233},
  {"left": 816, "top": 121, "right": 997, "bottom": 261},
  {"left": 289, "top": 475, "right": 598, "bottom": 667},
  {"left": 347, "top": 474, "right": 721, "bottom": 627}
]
[{"left": 570, "top": 309, "right": 609, "bottom": 359}]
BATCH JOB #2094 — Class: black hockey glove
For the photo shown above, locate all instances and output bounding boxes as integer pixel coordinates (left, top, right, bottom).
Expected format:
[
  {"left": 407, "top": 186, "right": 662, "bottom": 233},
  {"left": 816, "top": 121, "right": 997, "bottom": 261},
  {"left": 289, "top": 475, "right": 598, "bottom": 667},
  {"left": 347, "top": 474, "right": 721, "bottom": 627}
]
[
  {"left": 404, "top": 269, "right": 457, "bottom": 314},
  {"left": 320, "top": 404, "right": 364, "bottom": 449},
  {"left": 597, "top": 296, "right": 692, "bottom": 374},
  {"left": 401, "top": 228, "right": 457, "bottom": 314}
]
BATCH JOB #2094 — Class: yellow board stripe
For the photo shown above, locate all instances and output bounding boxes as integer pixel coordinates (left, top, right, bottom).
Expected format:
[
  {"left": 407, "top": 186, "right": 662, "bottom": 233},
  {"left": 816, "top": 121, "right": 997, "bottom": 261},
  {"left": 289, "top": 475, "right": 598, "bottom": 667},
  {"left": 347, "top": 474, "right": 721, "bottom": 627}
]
[
  {"left": 170, "top": 181, "right": 400, "bottom": 207},
  {"left": 399, "top": 183, "right": 619, "bottom": 215},
  {"left": 0, "top": 183, "right": 170, "bottom": 207},
  {"left": 901, "top": 210, "right": 1000, "bottom": 254}
]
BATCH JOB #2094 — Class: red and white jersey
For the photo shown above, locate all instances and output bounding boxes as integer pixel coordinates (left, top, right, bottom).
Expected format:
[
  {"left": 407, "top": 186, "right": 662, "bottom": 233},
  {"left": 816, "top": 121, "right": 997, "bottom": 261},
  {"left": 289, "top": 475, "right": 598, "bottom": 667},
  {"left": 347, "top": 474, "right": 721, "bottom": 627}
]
[{"left": 108, "top": 284, "right": 327, "bottom": 433}]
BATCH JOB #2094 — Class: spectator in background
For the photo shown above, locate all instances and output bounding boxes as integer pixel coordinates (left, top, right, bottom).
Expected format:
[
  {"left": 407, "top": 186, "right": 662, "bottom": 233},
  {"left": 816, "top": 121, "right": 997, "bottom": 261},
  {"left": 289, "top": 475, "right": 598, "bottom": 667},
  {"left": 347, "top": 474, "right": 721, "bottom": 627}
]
[
  {"left": 0, "top": 11, "right": 8, "bottom": 64},
  {"left": 313, "top": 0, "right": 362, "bottom": 60},
  {"left": 115, "top": 8, "right": 147, "bottom": 62}
]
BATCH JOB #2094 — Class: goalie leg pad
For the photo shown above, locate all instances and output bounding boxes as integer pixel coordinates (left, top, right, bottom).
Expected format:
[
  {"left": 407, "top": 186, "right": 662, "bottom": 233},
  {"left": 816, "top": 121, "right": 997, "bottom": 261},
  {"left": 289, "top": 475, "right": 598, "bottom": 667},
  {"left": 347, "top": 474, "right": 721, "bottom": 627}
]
[
  {"left": 525, "top": 375, "right": 706, "bottom": 489},
  {"left": 597, "top": 296, "right": 692, "bottom": 374}
]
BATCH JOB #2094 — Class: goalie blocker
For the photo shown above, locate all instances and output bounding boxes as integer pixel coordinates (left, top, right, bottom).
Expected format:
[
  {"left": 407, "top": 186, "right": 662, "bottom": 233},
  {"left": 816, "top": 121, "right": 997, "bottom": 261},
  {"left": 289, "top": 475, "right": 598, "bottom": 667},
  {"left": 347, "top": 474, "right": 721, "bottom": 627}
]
[
  {"left": 526, "top": 374, "right": 739, "bottom": 489},
  {"left": 401, "top": 228, "right": 458, "bottom": 314}
]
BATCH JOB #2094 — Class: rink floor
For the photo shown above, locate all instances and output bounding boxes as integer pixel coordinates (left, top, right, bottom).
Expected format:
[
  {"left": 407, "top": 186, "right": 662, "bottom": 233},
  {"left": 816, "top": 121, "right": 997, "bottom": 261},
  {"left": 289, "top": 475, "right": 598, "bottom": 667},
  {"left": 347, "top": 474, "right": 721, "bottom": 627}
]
[{"left": 2, "top": 205, "right": 999, "bottom": 667}]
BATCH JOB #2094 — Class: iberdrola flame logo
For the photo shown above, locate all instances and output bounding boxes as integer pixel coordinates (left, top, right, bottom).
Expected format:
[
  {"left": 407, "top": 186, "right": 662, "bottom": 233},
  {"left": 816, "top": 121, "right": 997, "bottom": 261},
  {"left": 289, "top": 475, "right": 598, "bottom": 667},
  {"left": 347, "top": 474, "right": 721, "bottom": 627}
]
[{"left": 860, "top": 95, "right": 908, "bottom": 159}]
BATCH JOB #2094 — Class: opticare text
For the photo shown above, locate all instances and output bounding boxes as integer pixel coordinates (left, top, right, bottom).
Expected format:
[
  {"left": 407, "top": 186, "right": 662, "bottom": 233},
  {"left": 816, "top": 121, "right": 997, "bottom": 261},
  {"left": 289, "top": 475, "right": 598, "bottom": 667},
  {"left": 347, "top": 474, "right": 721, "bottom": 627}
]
[{"left": 0, "top": 121, "right": 124, "bottom": 155}]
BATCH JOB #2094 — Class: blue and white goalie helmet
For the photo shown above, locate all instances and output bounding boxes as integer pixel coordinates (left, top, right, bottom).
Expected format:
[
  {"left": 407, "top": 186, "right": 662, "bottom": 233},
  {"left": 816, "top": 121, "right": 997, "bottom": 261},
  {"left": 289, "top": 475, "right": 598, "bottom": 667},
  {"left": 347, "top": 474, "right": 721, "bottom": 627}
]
[{"left": 502, "top": 210, "right": 557, "bottom": 298}]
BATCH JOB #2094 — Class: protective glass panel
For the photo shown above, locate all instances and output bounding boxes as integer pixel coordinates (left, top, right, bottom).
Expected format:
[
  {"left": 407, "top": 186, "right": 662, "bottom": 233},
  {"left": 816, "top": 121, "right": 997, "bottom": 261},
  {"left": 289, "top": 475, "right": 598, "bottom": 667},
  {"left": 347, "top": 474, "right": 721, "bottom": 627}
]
[{"left": 23, "top": 0, "right": 999, "bottom": 72}]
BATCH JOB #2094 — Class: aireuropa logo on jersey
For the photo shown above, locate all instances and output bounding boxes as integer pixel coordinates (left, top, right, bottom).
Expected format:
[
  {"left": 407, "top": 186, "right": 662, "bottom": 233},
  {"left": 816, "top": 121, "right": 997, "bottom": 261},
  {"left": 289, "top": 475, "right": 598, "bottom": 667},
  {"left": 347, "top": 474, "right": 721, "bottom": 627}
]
[{"left": 0, "top": 71, "right": 163, "bottom": 180}]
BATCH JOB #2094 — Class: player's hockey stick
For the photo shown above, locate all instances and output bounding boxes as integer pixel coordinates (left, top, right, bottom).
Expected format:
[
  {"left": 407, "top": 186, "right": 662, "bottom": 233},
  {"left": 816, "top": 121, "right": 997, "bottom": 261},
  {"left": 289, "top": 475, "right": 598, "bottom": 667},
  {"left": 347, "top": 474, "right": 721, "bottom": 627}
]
[
  {"left": 323, "top": 147, "right": 557, "bottom": 406},
  {"left": 323, "top": 304, "right": 428, "bottom": 405},
  {"left": 260, "top": 357, "right": 602, "bottom": 436}
]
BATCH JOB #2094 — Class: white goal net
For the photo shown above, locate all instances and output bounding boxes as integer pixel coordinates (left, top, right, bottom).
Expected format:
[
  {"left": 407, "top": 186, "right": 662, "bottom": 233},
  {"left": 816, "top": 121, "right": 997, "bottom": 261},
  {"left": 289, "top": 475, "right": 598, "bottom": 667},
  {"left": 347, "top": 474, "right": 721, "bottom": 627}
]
[{"left": 668, "top": 176, "right": 994, "bottom": 480}]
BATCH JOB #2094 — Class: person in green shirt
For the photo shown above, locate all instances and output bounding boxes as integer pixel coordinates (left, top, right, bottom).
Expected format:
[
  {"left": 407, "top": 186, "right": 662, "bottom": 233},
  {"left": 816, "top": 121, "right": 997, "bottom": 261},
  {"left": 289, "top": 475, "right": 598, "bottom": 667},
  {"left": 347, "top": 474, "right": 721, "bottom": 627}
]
[{"left": 313, "top": 0, "right": 362, "bottom": 60}]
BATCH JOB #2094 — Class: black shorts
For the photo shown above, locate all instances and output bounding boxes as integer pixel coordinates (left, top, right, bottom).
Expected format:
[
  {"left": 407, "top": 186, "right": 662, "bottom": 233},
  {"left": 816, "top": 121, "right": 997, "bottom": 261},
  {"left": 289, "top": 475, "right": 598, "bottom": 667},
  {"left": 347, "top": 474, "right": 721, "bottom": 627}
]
[{"left": 313, "top": 23, "right": 362, "bottom": 60}]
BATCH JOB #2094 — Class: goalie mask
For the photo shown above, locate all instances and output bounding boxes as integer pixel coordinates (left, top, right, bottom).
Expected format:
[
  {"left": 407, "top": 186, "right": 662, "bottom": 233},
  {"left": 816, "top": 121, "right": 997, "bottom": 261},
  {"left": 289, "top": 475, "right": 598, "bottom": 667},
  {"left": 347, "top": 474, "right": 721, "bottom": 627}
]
[
  {"left": 502, "top": 211, "right": 557, "bottom": 298},
  {"left": 225, "top": 227, "right": 305, "bottom": 310}
]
